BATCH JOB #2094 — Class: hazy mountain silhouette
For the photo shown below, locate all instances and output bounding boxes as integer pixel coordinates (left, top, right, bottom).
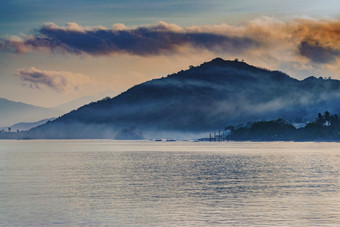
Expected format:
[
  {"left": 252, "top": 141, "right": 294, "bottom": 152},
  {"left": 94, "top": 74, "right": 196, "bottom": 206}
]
[
  {"left": 0, "top": 117, "right": 56, "bottom": 132},
  {"left": 27, "top": 58, "right": 340, "bottom": 139},
  {"left": 0, "top": 91, "right": 117, "bottom": 128},
  {"left": 0, "top": 98, "right": 61, "bottom": 127}
]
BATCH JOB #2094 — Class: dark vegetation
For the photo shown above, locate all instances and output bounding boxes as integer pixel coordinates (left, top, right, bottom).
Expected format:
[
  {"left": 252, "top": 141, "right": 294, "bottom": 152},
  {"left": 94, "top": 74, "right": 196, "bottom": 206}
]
[{"left": 226, "top": 111, "right": 340, "bottom": 141}]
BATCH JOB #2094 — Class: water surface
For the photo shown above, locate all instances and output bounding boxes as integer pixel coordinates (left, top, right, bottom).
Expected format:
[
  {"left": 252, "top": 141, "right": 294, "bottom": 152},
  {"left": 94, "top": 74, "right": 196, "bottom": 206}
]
[{"left": 0, "top": 140, "right": 339, "bottom": 226}]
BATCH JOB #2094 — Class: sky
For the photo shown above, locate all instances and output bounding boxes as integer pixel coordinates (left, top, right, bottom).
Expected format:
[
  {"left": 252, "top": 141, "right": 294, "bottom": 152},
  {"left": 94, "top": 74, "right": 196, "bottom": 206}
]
[{"left": 1, "top": 0, "right": 340, "bottom": 107}]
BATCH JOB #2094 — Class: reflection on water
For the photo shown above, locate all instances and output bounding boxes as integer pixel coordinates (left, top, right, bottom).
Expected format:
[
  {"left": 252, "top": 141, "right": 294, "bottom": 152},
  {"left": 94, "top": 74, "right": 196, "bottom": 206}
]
[{"left": 0, "top": 140, "right": 339, "bottom": 226}]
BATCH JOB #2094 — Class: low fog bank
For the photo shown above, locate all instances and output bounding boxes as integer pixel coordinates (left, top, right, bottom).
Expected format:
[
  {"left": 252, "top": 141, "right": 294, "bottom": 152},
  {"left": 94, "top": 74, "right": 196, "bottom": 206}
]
[{"left": 15, "top": 120, "right": 208, "bottom": 140}]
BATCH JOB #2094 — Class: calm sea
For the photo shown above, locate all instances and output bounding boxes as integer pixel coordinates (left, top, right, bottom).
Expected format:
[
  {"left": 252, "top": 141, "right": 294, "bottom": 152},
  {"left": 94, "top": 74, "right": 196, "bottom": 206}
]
[{"left": 0, "top": 140, "right": 339, "bottom": 226}]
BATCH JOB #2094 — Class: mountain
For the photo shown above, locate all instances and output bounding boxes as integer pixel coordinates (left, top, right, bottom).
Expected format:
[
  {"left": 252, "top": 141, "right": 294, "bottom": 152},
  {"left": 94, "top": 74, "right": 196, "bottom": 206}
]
[
  {"left": 0, "top": 91, "right": 116, "bottom": 128},
  {"left": 0, "top": 98, "right": 61, "bottom": 127},
  {"left": 0, "top": 117, "right": 56, "bottom": 132},
  {"left": 26, "top": 58, "right": 340, "bottom": 139}
]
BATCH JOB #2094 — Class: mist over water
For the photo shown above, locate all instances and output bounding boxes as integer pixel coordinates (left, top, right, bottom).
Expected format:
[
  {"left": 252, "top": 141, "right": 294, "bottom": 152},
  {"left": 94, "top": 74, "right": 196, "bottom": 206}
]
[{"left": 0, "top": 140, "right": 339, "bottom": 226}]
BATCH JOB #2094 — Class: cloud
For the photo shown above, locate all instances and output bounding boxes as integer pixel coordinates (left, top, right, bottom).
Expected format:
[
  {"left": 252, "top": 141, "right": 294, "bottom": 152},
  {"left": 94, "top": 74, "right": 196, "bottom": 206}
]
[
  {"left": 298, "top": 40, "right": 340, "bottom": 64},
  {"left": 2, "top": 18, "right": 340, "bottom": 66},
  {"left": 0, "top": 21, "right": 258, "bottom": 56},
  {"left": 16, "top": 67, "right": 92, "bottom": 92},
  {"left": 293, "top": 19, "right": 340, "bottom": 63},
  {"left": 0, "top": 36, "right": 29, "bottom": 53}
]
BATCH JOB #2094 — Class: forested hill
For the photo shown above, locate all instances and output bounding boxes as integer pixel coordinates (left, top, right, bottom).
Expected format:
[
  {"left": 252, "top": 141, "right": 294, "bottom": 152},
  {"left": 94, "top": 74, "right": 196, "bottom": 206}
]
[
  {"left": 25, "top": 58, "right": 340, "bottom": 138},
  {"left": 226, "top": 112, "right": 340, "bottom": 141}
]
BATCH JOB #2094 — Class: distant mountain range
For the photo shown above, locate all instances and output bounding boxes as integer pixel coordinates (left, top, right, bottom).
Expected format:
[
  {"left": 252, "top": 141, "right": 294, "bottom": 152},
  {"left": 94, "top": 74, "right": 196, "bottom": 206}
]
[
  {"left": 0, "top": 91, "right": 116, "bottom": 127},
  {"left": 0, "top": 118, "right": 56, "bottom": 132},
  {"left": 0, "top": 98, "right": 60, "bottom": 127},
  {"left": 23, "top": 57, "right": 340, "bottom": 139}
]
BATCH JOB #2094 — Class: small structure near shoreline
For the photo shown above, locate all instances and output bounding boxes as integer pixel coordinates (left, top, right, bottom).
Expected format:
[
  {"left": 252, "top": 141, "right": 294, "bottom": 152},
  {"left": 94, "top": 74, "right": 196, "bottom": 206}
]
[{"left": 209, "top": 130, "right": 230, "bottom": 141}]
